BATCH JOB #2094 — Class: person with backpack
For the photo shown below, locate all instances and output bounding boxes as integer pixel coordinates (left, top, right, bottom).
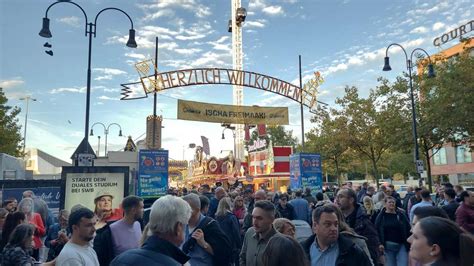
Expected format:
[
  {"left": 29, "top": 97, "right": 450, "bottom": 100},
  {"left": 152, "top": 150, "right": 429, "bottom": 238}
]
[{"left": 182, "top": 193, "right": 232, "bottom": 266}]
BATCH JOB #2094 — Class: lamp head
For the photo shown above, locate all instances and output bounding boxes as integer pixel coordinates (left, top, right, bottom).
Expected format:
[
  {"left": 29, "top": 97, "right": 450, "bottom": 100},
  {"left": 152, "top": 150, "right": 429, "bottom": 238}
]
[
  {"left": 126, "top": 29, "right": 137, "bottom": 48},
  {"left": 118, "top": 130, "right": 123, "bottom": 137},
  {"left": 222, "top": 133, "right": 225, "bottom": 140},
  {"left": 383, "top": 56, "right": 392, "bottom": 71},
  {"left": 89, "top": 129, "right": 94, "bottom": 136},
  {"left": 427, "top": 64, "right": 436, "bottom": 78},
  {"left": 39, "top": 17, "right": 52, "bottom": 38}
]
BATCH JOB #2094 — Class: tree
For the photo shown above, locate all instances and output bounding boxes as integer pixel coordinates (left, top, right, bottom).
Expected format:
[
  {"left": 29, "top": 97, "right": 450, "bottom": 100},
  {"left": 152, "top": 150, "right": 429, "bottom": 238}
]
[
  {"left": 0, "top": 88, "right": 23, "bottom": 156},
  {"left": 306, "top": 106, "right": 349, "bottom": 186},
  {"left": 248, "top": 125, "right": 298, "bottom": 148},
  {"left": 334, "top": 85, "right": 410, "bottom": 188},
  {"left": 422, "top": 48, "right": 474, "bottom": 142}
]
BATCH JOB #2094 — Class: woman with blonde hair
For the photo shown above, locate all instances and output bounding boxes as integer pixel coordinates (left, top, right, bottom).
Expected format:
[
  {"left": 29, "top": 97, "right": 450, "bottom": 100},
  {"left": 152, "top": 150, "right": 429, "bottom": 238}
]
[
  {"left": 363, "top": 196, "right": 379, "bottom": 224},
  {"left": 273, "top": 218, "right": 296, "bottom": 238},
  {"left": 215, "top": 197, "right": 241, "bottom": 265},
  {"left": 18, "top": 198, "right": 45, "bottom": 260}
]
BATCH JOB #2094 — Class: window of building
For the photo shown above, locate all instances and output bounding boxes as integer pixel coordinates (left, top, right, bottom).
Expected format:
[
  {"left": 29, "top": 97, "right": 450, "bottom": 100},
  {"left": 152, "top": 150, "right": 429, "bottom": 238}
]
[
  {"left": 433, "top": 147, "right": 447, "bottom": 165},
  {"left": 455, "top": 145, "right": 472, "bottom": 163}
]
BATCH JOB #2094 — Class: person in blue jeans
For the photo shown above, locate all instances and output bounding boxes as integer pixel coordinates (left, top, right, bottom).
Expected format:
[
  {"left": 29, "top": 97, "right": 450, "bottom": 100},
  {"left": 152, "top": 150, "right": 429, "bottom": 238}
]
[{"left": 375, "top": 196, "right": 411, "bottom": 266}]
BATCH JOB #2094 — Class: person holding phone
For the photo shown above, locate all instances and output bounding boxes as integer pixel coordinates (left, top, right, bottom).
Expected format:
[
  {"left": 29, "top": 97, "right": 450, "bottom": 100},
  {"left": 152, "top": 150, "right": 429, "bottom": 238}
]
[{"left": 45, "top": 210, "right": 70, "bottom": 261}]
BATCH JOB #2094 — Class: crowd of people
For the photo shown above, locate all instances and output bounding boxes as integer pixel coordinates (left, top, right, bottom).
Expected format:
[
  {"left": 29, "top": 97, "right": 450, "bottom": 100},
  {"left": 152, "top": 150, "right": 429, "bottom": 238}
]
[{"left": 0, "top": 182, "right": 473, "bottom": 266}]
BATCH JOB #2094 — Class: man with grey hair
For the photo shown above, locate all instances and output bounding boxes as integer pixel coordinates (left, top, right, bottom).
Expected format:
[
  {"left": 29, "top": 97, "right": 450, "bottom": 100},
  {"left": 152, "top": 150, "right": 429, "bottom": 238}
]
[
  {"left": 110, "top": 195, "right": 191, "bottom": 266},
  {"left": 207, "top": 186, "right": 226, "bottom": 218},
  {"left": 181, "top": 193, "right": 232, "bottom": 265}
]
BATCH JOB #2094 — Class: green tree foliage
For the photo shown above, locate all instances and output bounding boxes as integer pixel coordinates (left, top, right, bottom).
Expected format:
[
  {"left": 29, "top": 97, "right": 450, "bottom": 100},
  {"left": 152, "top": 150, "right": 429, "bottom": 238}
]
[
  {"left": 0, "top": 88, "right": 23, "bottom": 156},
  {"left": 306, "top": 106, "right": 349, "bottom": 185},
  {"left": 248, "top": 125, "right": 298, "bottom": 148},
  {"left": 422, "top": 48, "right": 474, "bottom": 142}
]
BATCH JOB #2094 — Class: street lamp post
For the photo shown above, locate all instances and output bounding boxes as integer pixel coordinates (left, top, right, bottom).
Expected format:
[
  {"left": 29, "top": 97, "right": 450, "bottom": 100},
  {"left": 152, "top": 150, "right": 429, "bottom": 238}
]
[
  {"left": 383, "top": 43, "right": 435, "bottom": 191},
  {"left": 90, "top": 122, "right": 123, "bottom": 156},
  {"left": 19, "top": 96, "right": 37, "bottom": 155},
  {"left": 39, "top": 1, "right": 137, "bottom": 158},
  {"left": 222, "top": 125, "right": 236, "bottom": 156}
]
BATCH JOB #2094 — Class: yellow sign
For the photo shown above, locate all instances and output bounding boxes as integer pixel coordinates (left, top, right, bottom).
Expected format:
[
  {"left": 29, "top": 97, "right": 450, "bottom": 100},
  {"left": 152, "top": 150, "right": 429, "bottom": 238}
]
[{"left": 177, "top": 99, "right": 289, "bottom": 125}]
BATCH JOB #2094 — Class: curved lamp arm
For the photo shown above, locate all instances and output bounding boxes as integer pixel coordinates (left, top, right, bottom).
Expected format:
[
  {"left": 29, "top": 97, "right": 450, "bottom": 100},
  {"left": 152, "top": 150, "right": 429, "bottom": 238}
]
[
  {"left": 90, "top": 122, "right": 106, "bottom": 135},
  {"left": 410, "top": 48, "right": 433, "bottom": 66},
  {"left": 44, "top": 1, "right": 88, "bottom": 36},
  {"left": 106, "top": 123, "right": 123, "bottom": 135},
  {"left": 94, "top": 7, "right": 134, "bottom": 37}
]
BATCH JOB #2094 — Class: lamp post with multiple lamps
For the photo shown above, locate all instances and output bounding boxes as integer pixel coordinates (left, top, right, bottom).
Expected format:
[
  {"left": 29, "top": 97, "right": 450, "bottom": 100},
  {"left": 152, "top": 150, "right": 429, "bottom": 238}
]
[
  {"left": 90, "top": 122, "right": 123, "bottom": 156},
  {"left": 19, "top": 96, "right": 37, "bottom": 156},
  {"left": 38, "top": 0, "right": 137, "bottom": 161},
  {"left": 383, "top": 43, "right": 435, "bottom": 191},
  {"left": 222, "top": 124, "right": 236, "bottom": 156}
]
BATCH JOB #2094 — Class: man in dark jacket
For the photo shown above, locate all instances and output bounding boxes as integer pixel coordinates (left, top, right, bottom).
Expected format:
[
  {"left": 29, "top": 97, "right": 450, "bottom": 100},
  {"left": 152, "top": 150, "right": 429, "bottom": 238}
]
[
  {"left": 337, "top": 188, "right": 381, "bottom": 265},
  {"left": 242, "top": 190, "right": 266, "bottom": 232},
  {"left": 300, "top": 204, "right": 372, "bottom": 266},
  {"left": 110, "top": 195, "right": 192, "bottom": 266},
  {"left": 441, "top": 188, "right": 460, "bottom": 221}
]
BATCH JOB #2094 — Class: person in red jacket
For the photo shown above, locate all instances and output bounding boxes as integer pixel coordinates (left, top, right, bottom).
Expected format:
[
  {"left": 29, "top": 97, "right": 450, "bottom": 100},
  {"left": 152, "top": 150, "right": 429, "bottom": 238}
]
[
  {"left": 18, "top": 197, "right": 45, "bottom": 260},
  {"left": 455, "top": 190, "right": 474, "bottom": 234}
]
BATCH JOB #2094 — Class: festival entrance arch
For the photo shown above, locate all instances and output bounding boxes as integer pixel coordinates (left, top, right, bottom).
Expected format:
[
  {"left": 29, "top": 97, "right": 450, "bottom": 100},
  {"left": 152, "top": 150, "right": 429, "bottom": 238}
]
[{"left": 120, "top": 60, "right": 324, "bottom": 113}]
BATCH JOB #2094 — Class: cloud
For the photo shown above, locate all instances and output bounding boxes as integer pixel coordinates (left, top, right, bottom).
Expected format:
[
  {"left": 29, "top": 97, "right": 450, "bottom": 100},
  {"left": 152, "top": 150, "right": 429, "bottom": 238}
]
[
  {"left": 245, "top": 19, "right": 267, "bottom": 28},
  {"left": 93, "top": 68, "right": 127, "bottom": 81},
  {"left": 97, "top": 95, "right": 118, "bottom": 101},
  {"left": 125, "top": 52, "right": 146, "bottom": 60},
  {"left": 49, "top": 87, "right": 86, "bottom": 94},
  {"left": 139, "top": 0, "right": 211, "bottom": 19},
  {"left": 0, "top": 78, "right": 24, "bottom": 89},
  {"left": 262, "top": 6, "right": 284, "bottom": 15},
  {"left": 432, "top": 22, "right": 445, "bottom": 31},
  {"left": 175, "top": 48, "right": 202, "bottom": 55},
  {"left": 190, "top": 51, "right": 231, "bottom": 68},
  {"left": 208, "top": 36, "right": 231, "bottom": 52},
  {"left": 143, "top": 9, "right": 175, "bottom": 21},
  {"left": 56, "top": 16, "right": 81, "bottom": 28},
  {"left": 410, "top": 26, "right": 428, "bottom": 34}
]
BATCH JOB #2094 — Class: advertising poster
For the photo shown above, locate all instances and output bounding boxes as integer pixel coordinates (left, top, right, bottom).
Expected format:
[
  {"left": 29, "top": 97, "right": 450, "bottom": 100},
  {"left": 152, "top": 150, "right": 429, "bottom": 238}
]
[
  {"left": 289, "top": 154, "right": 301, "bottom": 189},
  {"left": 138, "top": 150, "right": 169, "bottom": 198},
  {"left": 0, "top": 187, "right": 61, "bottom": 217},
  {"left": 300, "top": 153, "right": 323, "bottom": 192},
  {"left": 61, "top": 167, "right": 129, "bottom": 213},
  {"left": 289, "top": 153, "right": 323, "bottom": 192}
]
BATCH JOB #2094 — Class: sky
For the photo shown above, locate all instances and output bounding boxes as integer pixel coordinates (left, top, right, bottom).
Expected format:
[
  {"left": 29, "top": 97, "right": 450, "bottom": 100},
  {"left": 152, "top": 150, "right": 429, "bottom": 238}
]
[{"left": 0, "top": 0, "right": 472, "bottom": 163}]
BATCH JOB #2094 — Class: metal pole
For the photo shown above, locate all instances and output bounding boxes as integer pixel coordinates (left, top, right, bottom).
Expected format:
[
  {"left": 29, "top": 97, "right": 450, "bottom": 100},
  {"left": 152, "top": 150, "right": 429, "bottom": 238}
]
[
  {"left": 152, "top": 37, "right": 158, "bottom": 148},
  {"left": 299, "top": 55, "right": 305, "bottom": 149},
  {"left": 408, "top": 60, "right": 422, "bottom": 188},
  {"left": 22, "top": 98, "right": 30, "bottom": 155},
  {"left": 84, "top": 22, "right": 93, "bottom": 154},
  {"left": 104, "top": 129, "right": 108, "bottom": 156},
  {"left": 97, "top": 135, "right": 101, "bottom": 156}
]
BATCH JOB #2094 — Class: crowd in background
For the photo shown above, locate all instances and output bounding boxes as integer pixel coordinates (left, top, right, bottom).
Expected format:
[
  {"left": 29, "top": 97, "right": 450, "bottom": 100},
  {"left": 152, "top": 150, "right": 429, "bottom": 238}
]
[{"left": 0, "top": 182, "right": 473, "bottom": 266}]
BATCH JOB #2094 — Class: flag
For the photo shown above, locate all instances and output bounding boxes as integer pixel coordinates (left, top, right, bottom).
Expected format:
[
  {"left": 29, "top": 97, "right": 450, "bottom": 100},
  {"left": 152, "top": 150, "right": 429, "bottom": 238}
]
[
  {"left": 257, "top": 124, "right": 266, "bottom": 137},
  {"left": 244, "top": 125, "right": 250, "bottom": 141},
  {"left": 201, "top": 136, "right": 210, "bottom": 155}
]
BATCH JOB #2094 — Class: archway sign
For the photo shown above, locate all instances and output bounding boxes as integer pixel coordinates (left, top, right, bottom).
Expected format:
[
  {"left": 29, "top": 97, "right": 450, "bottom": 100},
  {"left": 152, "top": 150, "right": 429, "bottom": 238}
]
[{"left": 121, "top": 59, "right": 324, "bottom": 114}]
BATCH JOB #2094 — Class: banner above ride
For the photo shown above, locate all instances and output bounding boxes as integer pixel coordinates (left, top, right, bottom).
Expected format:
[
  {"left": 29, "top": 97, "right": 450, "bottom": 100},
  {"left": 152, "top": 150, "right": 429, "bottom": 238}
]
[
  {"left": 121, "top": 59, "right": 324, "bottom": 113},
  {"left": 177, "top": 99, "right": 289, "bottom": 125}
]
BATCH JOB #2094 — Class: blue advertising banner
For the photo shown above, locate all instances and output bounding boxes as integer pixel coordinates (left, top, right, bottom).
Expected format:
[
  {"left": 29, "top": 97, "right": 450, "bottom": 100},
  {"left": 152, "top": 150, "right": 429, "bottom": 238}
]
[
  {"left": 300, "top": 153, "right": 323, "bottom": 192},
  {"left": 138, "top": 150, "right": 169, "bottom": 197},
  {"left": 0, "top": 187, "right": 61, "bottom": 216},
  {"left": 289, "top": 153, "right": 323, "bottom": 192}
]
